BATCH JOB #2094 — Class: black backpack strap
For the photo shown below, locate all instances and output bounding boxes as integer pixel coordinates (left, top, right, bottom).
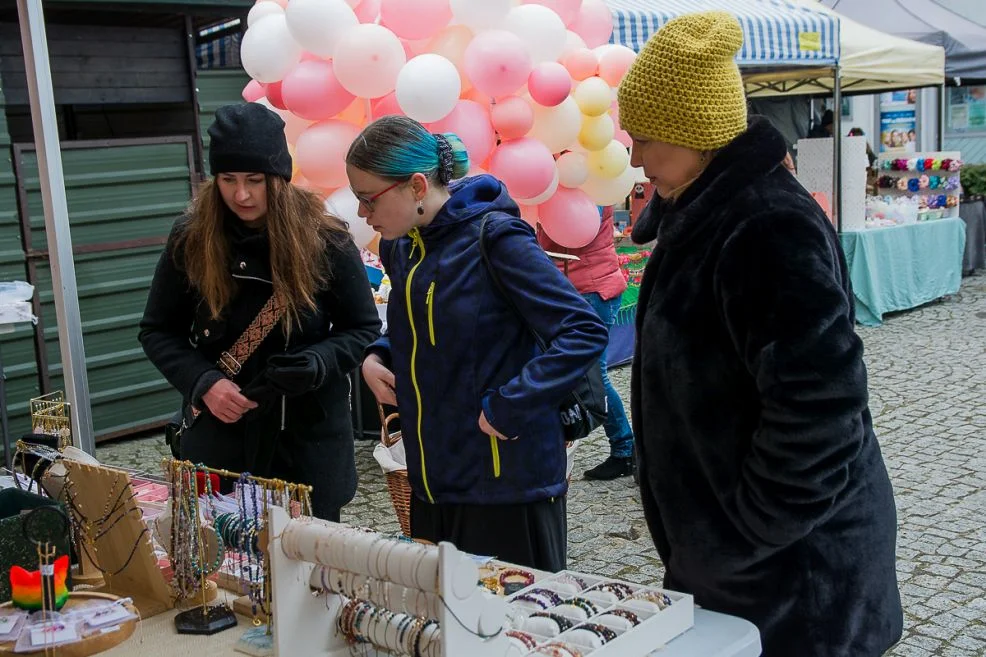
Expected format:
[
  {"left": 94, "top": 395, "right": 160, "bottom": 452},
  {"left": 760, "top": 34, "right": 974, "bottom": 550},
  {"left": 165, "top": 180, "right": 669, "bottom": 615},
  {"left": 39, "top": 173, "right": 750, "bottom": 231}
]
[{"left": 479, "top": 215, "right": 549, "bottom": 353}]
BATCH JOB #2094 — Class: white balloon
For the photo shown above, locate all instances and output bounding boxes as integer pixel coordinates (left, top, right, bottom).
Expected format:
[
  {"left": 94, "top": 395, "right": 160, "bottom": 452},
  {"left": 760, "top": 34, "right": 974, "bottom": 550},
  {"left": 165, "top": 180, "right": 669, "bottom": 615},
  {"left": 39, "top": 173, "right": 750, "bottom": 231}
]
[
  {"left": 530, "top": 96, "right": 582, "bottom": 154},
  {"left": 248, "top": 1, "right": 284, "bottom": 27},
  {"left": 504, "top": 5, "right": 567, "bottom": 64},
  {"left": 326, "top": 188, "right": 377, "bottom": 248},
  {"left": 396, "top": 54, "right": 462, "bottom": 123},
  {"left": 556, "top": 151, "right": 589, "bottom": 188},
  {"left": 333, "top": 24, "right": 407, "bottom": 99},
  {"left": 240, "top": 14, "right": 303, "bottom": 83},
  {"left": 561, "top": 30, "right": 588, "bottom": 57},
  {"left": 285, "top": 0, "right": 358, "bottom": 58},
  {"left": 516, "top": 168, "right": 559, "bottom": 205},
  {"left": 581, "top": 164, "right": 641, "bottom": 206},
  {"left": 449, "top": 0, "right": 513, "bottom": 30}
]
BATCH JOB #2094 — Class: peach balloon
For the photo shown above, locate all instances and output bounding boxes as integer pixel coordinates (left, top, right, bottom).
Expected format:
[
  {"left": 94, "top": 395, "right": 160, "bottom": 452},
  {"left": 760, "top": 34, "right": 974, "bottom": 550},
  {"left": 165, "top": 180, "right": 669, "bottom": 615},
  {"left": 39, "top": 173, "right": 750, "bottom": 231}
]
[
  {"left": 354, "top": 0, "right": 380, "bottom": 22},
  {"left": 370, "top": 92, "right": 403, "bottom": 119},
  {"left": 428, "top": 100, "right": 496, "bottom": 164},
  {"left": 242, "top": 79, "right": 265, "bottom": 102},
  {"left": 561, "top": 48, "right": 598, "bottom": 81},
  {"left": 519, "top": 203, "right": 539, "bottom": 227},
  {"left": 539, "top": 186, "right": 600, "bottom": 248},
  {"left": 295, "top": 120, "right": 360, "bottom": 189},
  {"left": 598, "top": 45, "right": 637, "bottom": 87},
  {"left": 528, "top": 62, "right": 572, "bottom": 107},
  {"left": 337, "top": 98, "right": 369, "bottom": 125},
  {"left": 492, "top": 96, "right": 535, "bottom": 140}
]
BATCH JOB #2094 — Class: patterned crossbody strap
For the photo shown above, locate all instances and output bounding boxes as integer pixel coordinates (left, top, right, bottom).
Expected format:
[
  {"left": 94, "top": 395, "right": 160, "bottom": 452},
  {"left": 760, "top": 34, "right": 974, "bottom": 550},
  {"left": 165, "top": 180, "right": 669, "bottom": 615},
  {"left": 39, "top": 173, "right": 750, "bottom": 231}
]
[{"left": 217, "top": 294, "right": 285, "bottom": 378}]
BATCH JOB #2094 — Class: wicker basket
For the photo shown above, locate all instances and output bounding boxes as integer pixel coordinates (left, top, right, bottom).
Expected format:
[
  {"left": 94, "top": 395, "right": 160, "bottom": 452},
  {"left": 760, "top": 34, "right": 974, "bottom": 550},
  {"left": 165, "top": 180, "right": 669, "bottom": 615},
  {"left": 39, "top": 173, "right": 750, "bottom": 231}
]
[{"left": 378, "top": 405, "right": 412, "bottom": 536}]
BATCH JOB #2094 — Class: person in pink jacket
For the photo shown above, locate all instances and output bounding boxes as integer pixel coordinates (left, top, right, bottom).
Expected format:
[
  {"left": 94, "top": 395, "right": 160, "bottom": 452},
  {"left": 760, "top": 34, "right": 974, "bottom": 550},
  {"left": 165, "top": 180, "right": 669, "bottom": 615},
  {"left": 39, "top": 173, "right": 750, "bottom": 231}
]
[{"left": 537, "top": 206, "right": 636, "bottom": 479}]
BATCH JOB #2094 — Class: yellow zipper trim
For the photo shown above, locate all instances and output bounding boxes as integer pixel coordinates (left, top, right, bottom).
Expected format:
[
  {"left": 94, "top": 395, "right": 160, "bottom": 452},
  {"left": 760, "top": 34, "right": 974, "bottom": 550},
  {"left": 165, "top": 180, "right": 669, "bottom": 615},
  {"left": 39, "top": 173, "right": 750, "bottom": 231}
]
[
  {"left": 490, "top": 435, "right": 501, "bottom": 478},
  {"left": 405, "top": 229, "right": 434, "bottom": 503},
  {"left": 426, "top": 281, "right": 436, "bottom": 346}
]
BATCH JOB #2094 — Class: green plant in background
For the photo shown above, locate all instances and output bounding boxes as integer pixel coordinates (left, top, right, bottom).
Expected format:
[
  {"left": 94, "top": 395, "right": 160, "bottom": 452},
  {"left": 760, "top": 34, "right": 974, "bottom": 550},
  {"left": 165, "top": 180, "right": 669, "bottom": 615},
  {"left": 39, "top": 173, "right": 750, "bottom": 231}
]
[{"left": 960, "top": 163, "right": 986, "bottom": 198}]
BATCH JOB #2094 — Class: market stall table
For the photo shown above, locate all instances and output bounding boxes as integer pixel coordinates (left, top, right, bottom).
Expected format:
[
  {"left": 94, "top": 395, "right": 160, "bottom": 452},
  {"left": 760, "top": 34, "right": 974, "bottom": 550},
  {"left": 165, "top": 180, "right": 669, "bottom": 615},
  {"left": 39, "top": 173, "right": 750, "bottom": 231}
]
[
  {"left": 839, "top": 218, "right": 966, "bottom": 326},
  {"left": 959, "top": 199, "right": 986, "bottom": 274},
  {"left": 99, "top": 606, "right": 760, "bottom": 657}
]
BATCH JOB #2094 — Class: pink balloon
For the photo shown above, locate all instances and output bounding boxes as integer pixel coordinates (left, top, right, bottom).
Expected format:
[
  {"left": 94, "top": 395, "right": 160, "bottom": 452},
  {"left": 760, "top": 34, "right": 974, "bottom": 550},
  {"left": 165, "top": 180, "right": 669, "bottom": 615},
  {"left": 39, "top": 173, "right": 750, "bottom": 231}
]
[
  {"left": 427, "top": 100, "right": 496, "bottom": 164},
  {"left": 282, "top": 60, "right": 356, "bottom": 121},
  {"left": 491, "top": 96, "right": 534, "bottom": 140},
  {"left": 489, "top": 137, "right": 555, "bottom": 200},
  {"left": 295, "top": 120, "right": 360, "bottom": 189},
  {"left": 522, "top": 0, "right": 583, "bottom": 27},
  {"left": 539, "top": 187, "right": 600, "bottom": 248},
  {"left": 242, "top": 80, "right": 265, "bottom": 102},
  {"left": 598, "top": 45, "right": 636, "bottom": 87},
  {"left": 610, "top": 101, "right": 631, "bottom": 147},
  {"left": 561, "top": 48, "right": 598, "bottom": 81},
  {"left": 265, "top": 81, "right": 287, "bottom": 110},
  {"left": 380, "top": 0, "right": 451, "bottom": 41},
  {"left": 528, "top": 62, "right": 572, "bottom": 107},
  {"left": 354, "top": 0, "right": 380, "bottom": 22},
  {"left": 570, "top": 0, "right": 613, "bottom": 48},
  {"left": 463, "top": 30, "right": 533, "bottom": 99},
  {"left": 371, "top": 92, "right": 403, "bottom": 119}
]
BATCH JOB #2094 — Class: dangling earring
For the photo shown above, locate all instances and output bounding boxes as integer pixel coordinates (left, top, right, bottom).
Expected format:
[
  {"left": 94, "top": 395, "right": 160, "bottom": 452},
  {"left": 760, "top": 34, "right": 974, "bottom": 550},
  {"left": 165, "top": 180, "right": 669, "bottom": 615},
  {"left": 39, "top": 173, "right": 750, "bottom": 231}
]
[{"left": 416, "top": 201, "right": 424, "bottom": 216}]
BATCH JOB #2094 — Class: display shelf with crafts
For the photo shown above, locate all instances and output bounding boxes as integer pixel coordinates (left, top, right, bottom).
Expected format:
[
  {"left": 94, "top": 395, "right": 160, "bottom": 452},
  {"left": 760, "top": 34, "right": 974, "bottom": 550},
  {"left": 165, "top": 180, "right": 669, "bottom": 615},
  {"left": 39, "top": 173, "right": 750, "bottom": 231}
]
[{"left": 868, "top": 152, "right": 963, "bottom": 228}]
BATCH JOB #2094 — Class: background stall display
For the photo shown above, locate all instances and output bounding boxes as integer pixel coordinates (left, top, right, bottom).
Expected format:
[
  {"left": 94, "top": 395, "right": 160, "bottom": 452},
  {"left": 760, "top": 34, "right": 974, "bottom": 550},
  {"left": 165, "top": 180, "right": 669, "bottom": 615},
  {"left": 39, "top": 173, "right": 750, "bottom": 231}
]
[{"left": 867, "top": 152, "right": 962, "bottom": 228}]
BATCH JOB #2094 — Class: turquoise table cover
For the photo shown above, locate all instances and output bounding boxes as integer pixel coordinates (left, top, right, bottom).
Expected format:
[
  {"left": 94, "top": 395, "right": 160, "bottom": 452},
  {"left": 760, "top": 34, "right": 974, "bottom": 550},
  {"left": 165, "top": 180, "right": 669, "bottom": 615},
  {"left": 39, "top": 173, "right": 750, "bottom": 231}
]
[{"left": 840, "top": 218, "right": 966, "bottom": 326}]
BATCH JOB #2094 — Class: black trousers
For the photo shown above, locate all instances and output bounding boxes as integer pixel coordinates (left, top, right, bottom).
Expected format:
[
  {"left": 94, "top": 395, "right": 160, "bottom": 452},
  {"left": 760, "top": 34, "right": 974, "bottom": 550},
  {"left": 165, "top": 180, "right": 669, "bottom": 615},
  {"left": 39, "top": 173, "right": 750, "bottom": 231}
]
[{"left": 409, "top": 494, "right": 567, "bottom": 572}]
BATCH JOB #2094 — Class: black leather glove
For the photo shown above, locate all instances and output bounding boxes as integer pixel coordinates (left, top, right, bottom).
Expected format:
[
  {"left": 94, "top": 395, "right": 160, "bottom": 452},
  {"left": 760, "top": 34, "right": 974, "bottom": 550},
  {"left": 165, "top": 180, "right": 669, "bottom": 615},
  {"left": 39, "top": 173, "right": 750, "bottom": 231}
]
[{"left": 265, "top": 351, "right": 326, "bottom": 397}]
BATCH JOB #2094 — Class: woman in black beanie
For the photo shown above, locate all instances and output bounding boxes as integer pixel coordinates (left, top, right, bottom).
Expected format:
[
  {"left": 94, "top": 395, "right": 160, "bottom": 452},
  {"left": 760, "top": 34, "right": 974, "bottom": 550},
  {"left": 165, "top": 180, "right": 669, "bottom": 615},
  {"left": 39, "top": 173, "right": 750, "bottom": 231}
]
[{"left": 139, "top": 103, "right": 381, "bottom": 520}]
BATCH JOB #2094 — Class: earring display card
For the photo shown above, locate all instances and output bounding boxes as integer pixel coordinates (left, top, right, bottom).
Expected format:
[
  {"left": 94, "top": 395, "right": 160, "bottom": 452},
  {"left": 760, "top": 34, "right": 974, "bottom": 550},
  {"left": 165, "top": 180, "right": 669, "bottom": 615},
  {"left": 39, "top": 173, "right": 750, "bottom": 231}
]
[
  {"left": 0, "top": 611, "right": 27, "bottom": 641},
  {"left": 504, "top": 570, "right": 694, "bottom": 657}
]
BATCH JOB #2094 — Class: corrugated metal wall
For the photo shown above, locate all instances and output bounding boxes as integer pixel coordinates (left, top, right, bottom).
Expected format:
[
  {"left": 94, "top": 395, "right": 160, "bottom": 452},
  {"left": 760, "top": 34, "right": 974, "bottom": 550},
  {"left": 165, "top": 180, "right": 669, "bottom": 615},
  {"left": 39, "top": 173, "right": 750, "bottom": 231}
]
[
  {"left": 197, "top": 68, "right": 251, "bottom": 169},
  {"left": 0, "top": 85, "right": 42, "bottom": 450},
  {"left": 8, "top": 138, "right": 195, "bottom": 440}
]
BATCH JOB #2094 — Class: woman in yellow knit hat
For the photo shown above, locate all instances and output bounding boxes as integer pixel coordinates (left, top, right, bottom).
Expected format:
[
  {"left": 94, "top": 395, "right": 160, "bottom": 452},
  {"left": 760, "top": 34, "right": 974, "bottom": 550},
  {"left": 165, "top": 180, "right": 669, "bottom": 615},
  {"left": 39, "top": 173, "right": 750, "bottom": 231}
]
[{"left": 618, "top": 11, "right": 902, "bottom": 656}]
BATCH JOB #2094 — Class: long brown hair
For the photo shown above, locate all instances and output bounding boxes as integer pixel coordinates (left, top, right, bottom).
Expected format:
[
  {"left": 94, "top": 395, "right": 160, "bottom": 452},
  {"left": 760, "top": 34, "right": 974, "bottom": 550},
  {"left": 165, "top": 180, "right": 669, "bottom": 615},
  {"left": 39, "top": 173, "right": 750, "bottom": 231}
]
[{"left": 176, "top": 176, "right": 351, "bottom": 334}]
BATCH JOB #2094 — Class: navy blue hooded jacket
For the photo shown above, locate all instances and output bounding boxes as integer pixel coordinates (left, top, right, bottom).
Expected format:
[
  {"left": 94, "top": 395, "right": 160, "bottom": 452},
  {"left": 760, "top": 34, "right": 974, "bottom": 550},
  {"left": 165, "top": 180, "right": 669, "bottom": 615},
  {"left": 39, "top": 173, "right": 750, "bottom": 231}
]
[{"left": 370, "top": 175, "right": 608, "bottom": 505}]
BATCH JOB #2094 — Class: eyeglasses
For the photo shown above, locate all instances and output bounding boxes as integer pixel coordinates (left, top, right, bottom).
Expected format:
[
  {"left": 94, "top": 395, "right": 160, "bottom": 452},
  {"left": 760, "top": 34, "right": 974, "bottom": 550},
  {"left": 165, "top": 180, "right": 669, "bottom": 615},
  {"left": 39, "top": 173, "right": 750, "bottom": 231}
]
[{"left": 353, "top": 181, "right": 403, "bottom": 212}]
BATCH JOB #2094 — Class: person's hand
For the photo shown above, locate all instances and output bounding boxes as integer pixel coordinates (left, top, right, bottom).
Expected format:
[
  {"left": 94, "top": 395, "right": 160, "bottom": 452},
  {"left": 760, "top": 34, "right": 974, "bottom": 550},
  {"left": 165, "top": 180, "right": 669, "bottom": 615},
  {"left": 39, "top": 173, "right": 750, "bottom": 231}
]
[
  {"left": 479, "top": 410, "right": 514, "bottom": 441},
  {"left": 201, "top": 378, "right": 257, "bottom": 424},
  {"left": 362, "top": 354, "right": 397, "bottom": 406},
  {"left": 266, "top": 351, "right": 325, "bottom": 397}
]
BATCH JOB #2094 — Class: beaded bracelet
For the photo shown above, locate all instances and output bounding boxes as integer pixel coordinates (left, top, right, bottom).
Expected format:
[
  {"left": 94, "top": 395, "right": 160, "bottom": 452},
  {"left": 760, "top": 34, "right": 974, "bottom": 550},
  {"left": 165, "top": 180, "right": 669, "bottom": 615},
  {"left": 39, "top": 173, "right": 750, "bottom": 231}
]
[
  {"left": 593, "top": 582, "right": 634, "bottom": 600},
  {"left": 506, "top": 630, "right": 538, "bottom": 650},
  {"left": 632, "top": 590, "right": 673, "bottom": 609},
  {"left": 560, "top": 597, "right": 600, "bottom": 618},
  {"left": 576, "top": 622, "right": 618, "bottom": 643},
  {"left": 528, "top": 611, "right": 575, "bottom": 632},
  {"left": 601, "top": 608, "right": 640, "bottom": 626},
  {"left": 499, "top": 568, "right": 535, "bottom": 594},
  {"left": 536, "top": 642, "right": 584, "bottom": 657}
]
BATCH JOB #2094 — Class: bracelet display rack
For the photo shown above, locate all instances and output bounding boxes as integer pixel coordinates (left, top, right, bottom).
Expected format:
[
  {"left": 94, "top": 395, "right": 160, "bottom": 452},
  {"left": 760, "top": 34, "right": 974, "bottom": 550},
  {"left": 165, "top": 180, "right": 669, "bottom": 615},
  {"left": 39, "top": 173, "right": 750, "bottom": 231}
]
[{"left": 267, "top": 506, "right": 695, "bottom": 657}]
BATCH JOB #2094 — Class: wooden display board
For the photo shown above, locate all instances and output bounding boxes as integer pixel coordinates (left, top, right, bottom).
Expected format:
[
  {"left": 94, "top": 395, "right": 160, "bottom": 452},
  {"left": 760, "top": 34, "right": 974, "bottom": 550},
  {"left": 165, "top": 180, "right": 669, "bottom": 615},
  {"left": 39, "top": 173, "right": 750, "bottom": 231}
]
[{"left": 61, "top": 461, "right": 175, "bottom": 618}]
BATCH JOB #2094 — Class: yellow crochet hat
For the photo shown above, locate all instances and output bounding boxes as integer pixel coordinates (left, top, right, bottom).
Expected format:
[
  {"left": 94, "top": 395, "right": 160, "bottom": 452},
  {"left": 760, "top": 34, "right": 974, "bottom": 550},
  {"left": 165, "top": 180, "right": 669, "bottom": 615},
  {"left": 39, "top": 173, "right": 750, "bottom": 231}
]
[{"left": 617, "top": 10, "right": 747, "bottom": 151}]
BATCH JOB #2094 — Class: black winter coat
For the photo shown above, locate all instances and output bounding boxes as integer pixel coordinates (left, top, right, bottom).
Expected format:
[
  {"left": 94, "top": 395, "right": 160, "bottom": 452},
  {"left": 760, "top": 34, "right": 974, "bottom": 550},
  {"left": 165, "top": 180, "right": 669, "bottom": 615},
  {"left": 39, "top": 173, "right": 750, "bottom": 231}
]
[
  {"left": 139, "top": 214, "right": 381, "bottom": 518},
  {"left": 630, "top": 118, "right": 903, "bottom": 656}
]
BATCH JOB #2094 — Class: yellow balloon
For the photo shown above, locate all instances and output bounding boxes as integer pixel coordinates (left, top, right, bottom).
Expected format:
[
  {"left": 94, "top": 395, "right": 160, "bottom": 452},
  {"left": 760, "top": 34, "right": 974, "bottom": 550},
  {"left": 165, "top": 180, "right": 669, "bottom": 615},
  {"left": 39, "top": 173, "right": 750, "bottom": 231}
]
[
  {"left": 578, "top": 112, "right": 615, "bottom": 151},
  {"left": 587, "top": 140, "right": 630, "bottom": 179},
  {"left": 573, "top": 76, "right": 612, "bottom": 117}
]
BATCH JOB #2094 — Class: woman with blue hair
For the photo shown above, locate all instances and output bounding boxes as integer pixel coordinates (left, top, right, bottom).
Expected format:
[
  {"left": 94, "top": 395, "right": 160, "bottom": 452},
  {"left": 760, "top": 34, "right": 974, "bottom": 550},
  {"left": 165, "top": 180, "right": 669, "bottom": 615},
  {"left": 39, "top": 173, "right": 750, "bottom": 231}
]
[{"left": 349, "top": 115, "right": 607, "bottom": 570}]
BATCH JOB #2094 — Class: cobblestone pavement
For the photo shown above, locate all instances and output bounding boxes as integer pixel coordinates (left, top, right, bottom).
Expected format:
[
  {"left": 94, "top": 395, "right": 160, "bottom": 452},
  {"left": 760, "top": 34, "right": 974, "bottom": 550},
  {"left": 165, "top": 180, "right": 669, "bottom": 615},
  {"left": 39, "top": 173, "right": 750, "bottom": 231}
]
[{"left": 97, "top": 272, "right": 986, "bottom": 656}]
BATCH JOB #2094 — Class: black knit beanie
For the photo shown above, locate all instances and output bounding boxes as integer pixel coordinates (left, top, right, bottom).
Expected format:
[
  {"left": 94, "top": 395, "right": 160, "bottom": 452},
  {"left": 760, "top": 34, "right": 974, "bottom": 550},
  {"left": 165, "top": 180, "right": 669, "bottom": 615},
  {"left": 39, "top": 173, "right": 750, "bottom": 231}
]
[{"left": 208, "top": 103, "right": 292, "bottom": 181}]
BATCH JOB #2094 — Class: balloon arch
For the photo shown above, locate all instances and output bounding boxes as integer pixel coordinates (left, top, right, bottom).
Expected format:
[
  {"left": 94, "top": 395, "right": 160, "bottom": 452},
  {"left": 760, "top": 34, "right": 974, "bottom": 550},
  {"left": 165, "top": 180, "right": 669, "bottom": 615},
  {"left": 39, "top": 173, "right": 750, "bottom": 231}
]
[{"left": 240, "top": 0, "right": 643, "bottom": 250}]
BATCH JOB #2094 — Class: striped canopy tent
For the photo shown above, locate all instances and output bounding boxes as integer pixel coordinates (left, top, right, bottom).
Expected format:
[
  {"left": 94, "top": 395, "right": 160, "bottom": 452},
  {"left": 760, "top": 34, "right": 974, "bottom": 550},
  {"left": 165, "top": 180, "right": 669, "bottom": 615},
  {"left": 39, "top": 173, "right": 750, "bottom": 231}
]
[{"left": 607, "top": 0, "right": 840, "bottom": 68}]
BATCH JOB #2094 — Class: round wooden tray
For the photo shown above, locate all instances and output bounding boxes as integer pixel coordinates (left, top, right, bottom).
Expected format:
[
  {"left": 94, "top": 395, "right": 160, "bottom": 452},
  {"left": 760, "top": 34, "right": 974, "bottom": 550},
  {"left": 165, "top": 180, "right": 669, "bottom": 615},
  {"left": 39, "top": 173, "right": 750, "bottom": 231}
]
[{"left": 0, "top": 592, "right": 137, "bottom": 657}]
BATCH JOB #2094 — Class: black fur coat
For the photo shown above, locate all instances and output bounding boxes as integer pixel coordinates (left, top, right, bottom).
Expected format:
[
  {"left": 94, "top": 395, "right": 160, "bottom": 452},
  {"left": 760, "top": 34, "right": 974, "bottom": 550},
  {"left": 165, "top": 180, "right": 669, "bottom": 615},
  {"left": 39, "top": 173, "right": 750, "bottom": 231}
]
[{"left": 630, "top": 118, "right": 903, "bottom": 656}]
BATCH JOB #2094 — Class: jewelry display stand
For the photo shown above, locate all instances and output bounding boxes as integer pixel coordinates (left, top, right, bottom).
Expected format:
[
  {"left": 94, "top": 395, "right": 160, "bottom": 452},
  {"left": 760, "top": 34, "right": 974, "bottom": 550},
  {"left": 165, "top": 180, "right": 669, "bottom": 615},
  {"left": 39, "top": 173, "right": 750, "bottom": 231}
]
[
  {"left": 60, "top": 461, "right": 175, "bottom": 618},
  {"left": 267, "top": 505, "right": 510, "bottom": 657}
]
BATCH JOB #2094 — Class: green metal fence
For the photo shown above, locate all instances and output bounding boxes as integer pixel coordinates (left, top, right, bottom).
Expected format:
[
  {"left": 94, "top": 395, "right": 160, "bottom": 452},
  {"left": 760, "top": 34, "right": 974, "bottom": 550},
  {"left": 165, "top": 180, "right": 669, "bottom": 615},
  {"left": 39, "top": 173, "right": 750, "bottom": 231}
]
[{"left": 6, "top": 137, "right": 195, "bottom": 440}]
